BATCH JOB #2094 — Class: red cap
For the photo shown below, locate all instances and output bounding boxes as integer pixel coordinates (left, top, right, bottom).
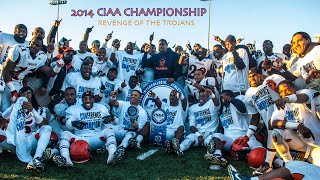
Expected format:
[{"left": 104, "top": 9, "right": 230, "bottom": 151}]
[{"left": 64, "top": 47, "right": 76, "bottom": 54}]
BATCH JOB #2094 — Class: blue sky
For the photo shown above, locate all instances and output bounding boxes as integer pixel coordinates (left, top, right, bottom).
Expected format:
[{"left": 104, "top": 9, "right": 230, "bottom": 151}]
[{"left": 1, "top": 0, "right": 319, "bottom": 52}]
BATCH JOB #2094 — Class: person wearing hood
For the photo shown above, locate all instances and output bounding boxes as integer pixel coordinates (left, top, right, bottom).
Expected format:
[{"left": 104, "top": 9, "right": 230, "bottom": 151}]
[
  {"left": 42, "top": 47, "right": 77, "bottom": 101},
  {"left": 142, "top": 39, "right": 182, "bottom": 85}
]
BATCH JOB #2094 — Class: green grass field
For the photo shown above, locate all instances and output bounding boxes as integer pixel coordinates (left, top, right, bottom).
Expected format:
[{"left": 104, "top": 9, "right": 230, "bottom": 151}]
[{"left": 0, "top": 146, "right": 254, "bottom": 180}]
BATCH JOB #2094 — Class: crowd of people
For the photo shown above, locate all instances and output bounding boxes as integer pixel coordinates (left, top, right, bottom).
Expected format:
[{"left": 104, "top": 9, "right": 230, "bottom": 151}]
[{"left": 0, "top": 20, "right": 320, "bottom": 179}]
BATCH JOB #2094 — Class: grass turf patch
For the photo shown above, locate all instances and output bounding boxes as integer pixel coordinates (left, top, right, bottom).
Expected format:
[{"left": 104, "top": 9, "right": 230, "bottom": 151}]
[{"left": 0, "top": 146, "right": 253, "bottom": 179}]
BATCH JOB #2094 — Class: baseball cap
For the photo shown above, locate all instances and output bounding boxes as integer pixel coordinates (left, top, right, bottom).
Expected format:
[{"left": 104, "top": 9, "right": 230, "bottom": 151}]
[
  {"left": 82, "top": 91, "right": 94, "bottom": 99},
  {"left": 59, "top": 37, "right": 71, "bottom": 46},
  {"left": 64, "top": 47, "right": 77, "bottom": 55},
  {"left": 92, "top": 40, "right": 100, "bottom": 47},
  {"left": 225, "top": 35, "right": 236, "bottom": 43}
]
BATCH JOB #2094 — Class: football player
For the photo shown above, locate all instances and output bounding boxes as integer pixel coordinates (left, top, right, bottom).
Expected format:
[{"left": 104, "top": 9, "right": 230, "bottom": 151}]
[
  {"left": 99, "top": 68, "right": 121, "bottom": 105},
  {"left": 256, "top": 40, "right": 287, "bottom": 74},
  {"left": 109, "top": 89, "right": 149, "bottom": 163},
  {"left": 49, "top": 87, "right": 77, "bottom": 138},
  {"left": 185, "top": 69, "right": 220, "bottom": 105},
  {"left": 53, "top": 91, "right": 116, "bottom": 167},
  {"left": 76, "top": 41, "right": 96, "bottom": 61},
  {"left": 174, "top": 87, "right": 220, "bottom": 157},
  {"left": 236, "top": 67, "right": 285, "bottom": 175},
  {"left": 206, "top": 90, "right": 262, "bottom": 166},
  {"left": 270, "top": 80, "right": 320, "bottom": 166},
  {"left": 62, "top": 61, "right": 101, "bottom": 104},
  {"left": 0, "top": 86, "right": 53, "bottom": 172},
  {"left": 139, "top": 42, "right": 156, "bottom": 89},
  {"left": 114, "top": 75, "right": 142, "bottom": 101},
  {"left": 110, "top": 42, "right": 143, "bottom": 82},
  {"left": 1, "top": 37, "right": 64, "bottom": 111},
  {"left": 148, "top": 90, "right": 187, "bottom": 154},
  {"left": 221, "top": 35, "right": 249, "bottom": 95},
  {"left": 0, "top": 24, "right": 28, "bottom": 64},
  {"left": 186, "top": 47, "right": 214, "bottom": 80},
  {"left": 92, "top": 47, "right": 113, "bottom": 77}
]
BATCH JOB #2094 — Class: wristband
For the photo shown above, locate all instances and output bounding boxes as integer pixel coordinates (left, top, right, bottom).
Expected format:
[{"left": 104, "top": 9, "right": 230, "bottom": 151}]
[
  {"left": 285, "top": 122, "right": 300, "bottom": 129},
  {"left": 209, "top": 94, "right": 215, "bottom": 99},
  {"left": 286, "top": 94, "right": 297, "bottom": 103},
  {"left": 53, "top": 65, "right": 62, "bottom": 73},
  {"left": 179, "top": 94, "right": 185, "bottom": 101},
  {"left": 6, "top": 81, "right": 15, "bottom": 92},
  {"left": 32, "top": 109, "right": 44, "bottom": 122},
  {"left": 246, "top": 125, "right": 257, "bottom": 137},
  {"left": 112, "top": 48, "right": 117, "bottom": 53},
  {"left": 195, "top": 132, "right": 202, "bottom": 137},
  {"left": 118, "top": 87, "right": 123, "bottom": 92}
]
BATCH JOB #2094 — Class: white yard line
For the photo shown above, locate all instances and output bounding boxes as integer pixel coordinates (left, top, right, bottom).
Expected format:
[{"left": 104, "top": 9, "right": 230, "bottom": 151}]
[
  {"left": 209, "top": 164, "right": 221, "bottom": 170},
  {"left": 136, "top": 149, "right": 159, "bottom": 160}
]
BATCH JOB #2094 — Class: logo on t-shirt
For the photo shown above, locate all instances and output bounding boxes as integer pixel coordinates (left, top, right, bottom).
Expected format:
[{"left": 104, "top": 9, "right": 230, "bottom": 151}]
[
  {"left": 285, "top": 108, "right": 300, "bottom": 122},
  {"left": 156, "top": 57, "right": 168, "bottom": 70},
  {"left": 195, "top": 108, "right": 211, "bottom": 126},
  {"left": 166, "top": 109, "right": 177, "bottom": 125},
  {"left": 220, "top": 107, "right": 233, "bottom": 128},
  {"left": 252, "top": 86, "right": 273, "bottom": 111}
]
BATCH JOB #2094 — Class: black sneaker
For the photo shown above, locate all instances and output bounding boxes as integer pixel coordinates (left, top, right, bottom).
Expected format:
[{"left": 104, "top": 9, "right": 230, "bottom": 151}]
[
  {"left": 129, "top": 138, "right": 141, "bottom": 150},
  {"left": 114, "top": 146, "right": 125, "bottom": 161}
]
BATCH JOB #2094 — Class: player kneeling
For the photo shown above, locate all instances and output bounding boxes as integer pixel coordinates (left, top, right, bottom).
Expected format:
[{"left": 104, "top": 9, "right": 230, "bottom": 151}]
[
  {"left": 148, "top": 90, "right": 187, "bottom": 154},
  {"left": 174, "top": 88, "right": 220, "bottom": 158},
  {"left": 207, "top": 91, "right": 262, "bottom": 166},
  {"left": 0, "top": 86, "right": 55, "bottom": 172},
  {"left": 53, "top": 91, "right": 117, "bottom": 168}
]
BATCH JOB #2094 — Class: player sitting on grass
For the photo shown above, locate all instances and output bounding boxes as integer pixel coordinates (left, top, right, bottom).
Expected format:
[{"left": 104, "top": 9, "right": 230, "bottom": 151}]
[
  {"left": 206, "top": 90, "right": 262, "bottom": 166},
  {"left": 109, "top": 89, "right": 149, "bottom": 164},
  {"left": 52, "top": 91, "right": 117, "bottom": 167},
  {"left": 148, "top": 90, "right": 187, "bottom": 154},
  {"left": 270, "top": 80, "right": 320, "bottom": 167},
  {"left": 0, "top": 86, "right": 54, "bottom": 173},
  {"left": 174, "top": 87, "right": 220, "bottom": 157}
]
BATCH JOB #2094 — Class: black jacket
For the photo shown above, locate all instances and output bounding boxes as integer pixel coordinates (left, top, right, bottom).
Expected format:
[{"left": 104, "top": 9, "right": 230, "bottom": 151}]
[{"left": 142, "top": 48, "right": 181, "bottom": 80}]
